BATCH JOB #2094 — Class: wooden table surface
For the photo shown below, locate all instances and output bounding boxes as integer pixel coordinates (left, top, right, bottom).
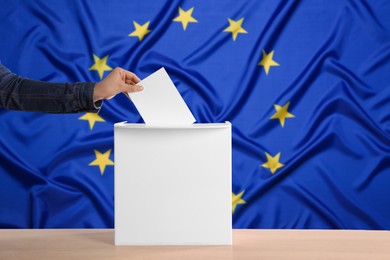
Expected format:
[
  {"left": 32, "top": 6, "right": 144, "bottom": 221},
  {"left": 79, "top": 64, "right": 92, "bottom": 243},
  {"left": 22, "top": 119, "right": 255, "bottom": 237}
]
[{"left": 1, "top": 229, "right": 390, "bottom": 260}]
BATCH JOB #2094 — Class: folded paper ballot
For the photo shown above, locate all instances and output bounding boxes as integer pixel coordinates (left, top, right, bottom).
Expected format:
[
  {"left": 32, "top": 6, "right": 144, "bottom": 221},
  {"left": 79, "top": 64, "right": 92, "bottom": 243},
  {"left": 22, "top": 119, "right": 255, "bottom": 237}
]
[{"left": 127, "top": 68, "right": 196, "bottom": 126}]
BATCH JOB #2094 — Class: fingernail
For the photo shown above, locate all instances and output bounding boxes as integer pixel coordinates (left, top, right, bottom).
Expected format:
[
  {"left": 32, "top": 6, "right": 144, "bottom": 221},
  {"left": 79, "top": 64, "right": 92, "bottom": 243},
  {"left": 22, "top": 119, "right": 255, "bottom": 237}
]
[{"left": 137, "top": 86, "right": 144, "bottom": 91}]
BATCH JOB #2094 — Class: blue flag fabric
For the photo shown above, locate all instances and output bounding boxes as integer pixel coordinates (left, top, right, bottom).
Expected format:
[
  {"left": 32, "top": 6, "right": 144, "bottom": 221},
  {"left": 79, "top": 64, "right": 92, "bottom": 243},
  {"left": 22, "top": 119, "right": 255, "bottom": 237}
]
[{"left": 1, "top": 0, "right": 390, "bottom": 228}]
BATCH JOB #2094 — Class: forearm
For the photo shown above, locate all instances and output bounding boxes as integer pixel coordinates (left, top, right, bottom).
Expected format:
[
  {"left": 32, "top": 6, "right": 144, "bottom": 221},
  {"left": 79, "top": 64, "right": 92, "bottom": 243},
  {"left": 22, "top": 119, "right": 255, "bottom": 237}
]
[{"left": 0, "top": 65, "right": 101, "bottom": 113}]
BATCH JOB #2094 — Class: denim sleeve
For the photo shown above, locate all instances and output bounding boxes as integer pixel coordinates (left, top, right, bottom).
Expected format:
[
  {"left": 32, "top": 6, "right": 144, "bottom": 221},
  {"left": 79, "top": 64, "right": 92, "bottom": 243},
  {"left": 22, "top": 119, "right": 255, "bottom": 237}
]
[{"left": 0, "top": 64, "right": 102, "bottom": 113}]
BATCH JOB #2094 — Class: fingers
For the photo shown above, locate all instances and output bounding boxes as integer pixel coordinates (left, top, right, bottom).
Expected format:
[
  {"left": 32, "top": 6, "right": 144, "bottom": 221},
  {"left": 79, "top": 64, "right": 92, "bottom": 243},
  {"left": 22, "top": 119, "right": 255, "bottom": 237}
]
[
  {"left": 122, "top": 83, "right": 144, "bottom": 93},
  {"left": 115, "top": 67, "right": 143, "bottom": 93},
  {"left": 120, "top": 69, "right": 141, "bottom": 83},
  {"left": 125, "top": 78, "right": 136, "bottom": 85}
]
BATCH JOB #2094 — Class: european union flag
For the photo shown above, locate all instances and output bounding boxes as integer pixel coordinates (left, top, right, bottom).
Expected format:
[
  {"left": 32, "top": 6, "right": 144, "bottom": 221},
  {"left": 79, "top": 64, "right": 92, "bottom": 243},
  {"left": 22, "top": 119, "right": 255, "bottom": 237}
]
[{"left": 0, "top": 0, "right": 390, "bottom": 229}]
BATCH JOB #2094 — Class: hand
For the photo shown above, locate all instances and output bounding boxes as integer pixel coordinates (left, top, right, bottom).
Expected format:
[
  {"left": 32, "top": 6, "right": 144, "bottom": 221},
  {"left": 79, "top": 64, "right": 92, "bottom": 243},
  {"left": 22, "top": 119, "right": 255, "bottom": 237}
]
[{"left": 93, "top": 67, "right": 143, "bottom": 102}]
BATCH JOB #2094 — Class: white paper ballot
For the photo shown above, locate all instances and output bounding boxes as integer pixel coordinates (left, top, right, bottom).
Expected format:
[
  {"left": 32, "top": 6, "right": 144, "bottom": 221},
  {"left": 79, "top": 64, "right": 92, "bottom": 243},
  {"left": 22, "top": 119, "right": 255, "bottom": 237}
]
[{"left": 128, "top": 68, "right": 196, "bottom": 126}]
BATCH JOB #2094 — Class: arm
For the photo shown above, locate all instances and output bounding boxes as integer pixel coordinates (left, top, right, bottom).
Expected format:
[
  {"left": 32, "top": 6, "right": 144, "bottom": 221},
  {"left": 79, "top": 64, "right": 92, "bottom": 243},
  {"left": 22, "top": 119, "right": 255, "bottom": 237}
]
[{"left": 0, "top": 64, "right": 142, "bottom": 113}]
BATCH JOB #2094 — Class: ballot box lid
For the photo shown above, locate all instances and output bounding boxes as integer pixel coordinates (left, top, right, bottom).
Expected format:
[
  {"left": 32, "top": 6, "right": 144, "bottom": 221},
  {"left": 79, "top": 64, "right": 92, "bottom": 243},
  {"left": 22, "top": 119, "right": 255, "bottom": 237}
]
[{"left": 114, "top": 121, "right": 231, "bottom": 130}]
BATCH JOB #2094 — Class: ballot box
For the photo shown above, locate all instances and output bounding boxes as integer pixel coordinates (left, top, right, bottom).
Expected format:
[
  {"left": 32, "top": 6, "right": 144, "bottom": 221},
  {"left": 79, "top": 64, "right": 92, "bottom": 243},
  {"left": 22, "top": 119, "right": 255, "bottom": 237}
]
[{"left": 114, "top": 122, "right": 232, "bottom": 245}]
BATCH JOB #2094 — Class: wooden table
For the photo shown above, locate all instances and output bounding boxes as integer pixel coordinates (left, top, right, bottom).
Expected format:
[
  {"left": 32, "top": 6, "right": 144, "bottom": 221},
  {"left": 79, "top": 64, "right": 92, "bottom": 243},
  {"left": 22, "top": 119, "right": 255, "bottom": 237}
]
[{"left": 1, "top": 229, "right": 390, "bottom": 259}]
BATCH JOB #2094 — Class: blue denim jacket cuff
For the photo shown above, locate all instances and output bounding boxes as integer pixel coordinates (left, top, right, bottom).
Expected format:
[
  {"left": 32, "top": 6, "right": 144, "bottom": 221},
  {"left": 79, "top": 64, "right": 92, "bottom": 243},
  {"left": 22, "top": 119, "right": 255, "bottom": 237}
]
[
  {"left": 76, "top": 82, "right": 100, "bottom": 112},
  {"left": 94, "top": 99, "right": 103, "bottom": 110}
]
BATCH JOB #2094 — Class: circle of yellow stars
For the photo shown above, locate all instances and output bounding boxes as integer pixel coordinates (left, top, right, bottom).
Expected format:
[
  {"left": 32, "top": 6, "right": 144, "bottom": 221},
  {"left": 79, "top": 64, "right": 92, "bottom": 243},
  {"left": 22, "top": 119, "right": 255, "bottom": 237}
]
[
  {"left": 89, "top": 54, "right": 113, "bottom": 80},
  {"left": 223, "top": 18, "right": 248, "bottom": 41},
  {"left": 129, "top": 21, "right": 151, "bottom": 41},
  {"left": 232, "top": 191, "right": 246, "bottom": 214},
  {"left": 79, "top": 112, "right": 105, "bottom": 130},
  {"left": 261, "top": 152, "right": 284, "bottom": 174},
  {"left": 260, "top": 101, "right": 295, "bottom": 176},
  {"left": 258, "top": 50, "right": 280, "bottom": 75},
  {"left": 82, "top": 5, "right": 296, "bottom": 212},
  {"left": 89, "top": 149, "right": 114, "bottom": 175},
  {"left": 271, "top": 102, "right": 295, "bottom": 127},
  {"left": 173, "top": 7, "right": 198, "bottom": 30}
]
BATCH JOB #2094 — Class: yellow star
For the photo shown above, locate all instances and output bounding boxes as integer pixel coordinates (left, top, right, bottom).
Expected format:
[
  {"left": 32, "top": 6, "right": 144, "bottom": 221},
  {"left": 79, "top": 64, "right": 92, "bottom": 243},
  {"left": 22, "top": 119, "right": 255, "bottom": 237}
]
[
  {"left": 78, "top": 112, "right": 105, "bottom": 130},
  {"left": 89, "top": 149, "right": 114, "bottom": 175},
  {"left": 89, "top": 54, "right": 113, "bottom": 80},
  {"left": 261, "top": 152, "right": 284, "bottom": 174},
  {"left": 232, "top": 191, "right": 246, "bottom": 214},
  {"left": 129, "top": 21, "right": 151, "bottom": 41},
  {"left": 173, "top": 7, "right": 198, "bottom": 30},
  {"left": 270, "top": 102, "right": 295, "bottom": 127},
  {"left": 223, "top": 17, "right": 248, "bottom": 41},
  {"left": 258, "top": 50, "right": 280, "bottom": 75}
]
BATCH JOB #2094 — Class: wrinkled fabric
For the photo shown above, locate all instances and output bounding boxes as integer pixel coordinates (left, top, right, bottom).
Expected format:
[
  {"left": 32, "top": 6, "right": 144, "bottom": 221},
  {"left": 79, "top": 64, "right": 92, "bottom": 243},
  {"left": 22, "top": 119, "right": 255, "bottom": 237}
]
[{"left": 0, "top": 0, "right": 389, "bottom": 229}]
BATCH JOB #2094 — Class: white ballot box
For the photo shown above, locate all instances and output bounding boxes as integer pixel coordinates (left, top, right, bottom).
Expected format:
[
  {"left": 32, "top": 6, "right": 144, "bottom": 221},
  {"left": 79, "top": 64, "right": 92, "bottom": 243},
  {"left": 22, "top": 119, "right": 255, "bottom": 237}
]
[{"left": 114, "top": 122, "right": 232, "bottom": 245}]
